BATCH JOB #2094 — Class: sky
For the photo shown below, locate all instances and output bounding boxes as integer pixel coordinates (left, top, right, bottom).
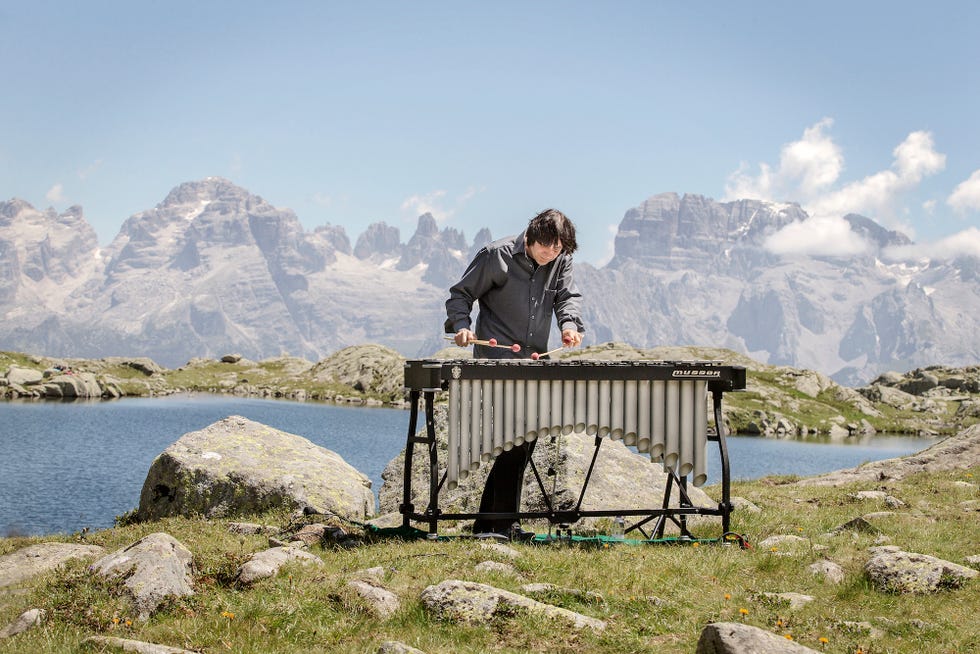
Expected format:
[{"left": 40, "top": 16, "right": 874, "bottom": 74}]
[{"left": 2, "top": 1, "right": 979, "bottom": 266}]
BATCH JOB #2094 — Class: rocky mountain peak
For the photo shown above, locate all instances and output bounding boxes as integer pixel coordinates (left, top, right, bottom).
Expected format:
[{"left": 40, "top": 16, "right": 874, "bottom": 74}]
[{"left": 353, "top": 222, "right": 401, "bottom": 260}]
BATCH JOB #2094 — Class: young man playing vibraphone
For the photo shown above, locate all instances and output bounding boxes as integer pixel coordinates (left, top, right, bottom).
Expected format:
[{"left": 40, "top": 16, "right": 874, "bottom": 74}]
[{"left": 445, "top": 208, "right": 585, "bottom": 535}]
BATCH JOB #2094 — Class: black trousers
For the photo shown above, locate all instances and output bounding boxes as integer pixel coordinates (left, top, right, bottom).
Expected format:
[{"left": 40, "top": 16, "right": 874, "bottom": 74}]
[{"left": 472, "top": 439, "right": 537, "bottom": 534}]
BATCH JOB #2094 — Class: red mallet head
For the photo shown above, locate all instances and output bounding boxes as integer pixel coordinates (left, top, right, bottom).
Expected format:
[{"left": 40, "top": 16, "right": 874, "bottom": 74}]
[
  {"left": 530, "top": 352, "right": 540, "bottom": 360},
  {"left": 488, "top": 338, "right": 497, "bottom": 346},
  {"left": 511, "top": 343, "right": 521, "bottom": 353}
]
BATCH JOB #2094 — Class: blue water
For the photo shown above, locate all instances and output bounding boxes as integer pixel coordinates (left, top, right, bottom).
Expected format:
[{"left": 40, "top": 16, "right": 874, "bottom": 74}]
[{"left": 0, "top": 395, "right": 938, "bottom": 536}]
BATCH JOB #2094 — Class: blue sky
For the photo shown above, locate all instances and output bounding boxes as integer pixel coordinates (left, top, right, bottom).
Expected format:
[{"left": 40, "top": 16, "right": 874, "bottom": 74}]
[{"left": 2, "top": 1, "right": 978, "bottom": 265}]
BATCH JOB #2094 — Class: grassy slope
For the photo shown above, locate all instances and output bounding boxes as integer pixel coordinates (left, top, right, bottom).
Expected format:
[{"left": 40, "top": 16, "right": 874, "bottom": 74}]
[{"left": 0, "top": 466, "right": 976, "bottom": 653}]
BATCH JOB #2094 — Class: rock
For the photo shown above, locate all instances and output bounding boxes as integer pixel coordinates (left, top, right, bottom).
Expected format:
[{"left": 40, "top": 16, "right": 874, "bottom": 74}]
[
  {"left": 4, "top": 366, "right": 43, "bottom": 386},
  {"left": 377, "top": 642, "right": 427, "bottom": 654},
  {"left": 474, "top": 560, "right": 520, "bottom": 577},
  {"left": 798, "top": 424, "right": 980, "bottom": 486},
  {"left": 479, "top": 542, "right": 521, "bottom": 559},
  {"left": 228, "top": 522, "right": 279, "bottom": 535},
  {"left": 836, "top": 620, "right": 885, "bottom": 638},
  {"left": 755, "top": 591, "right": 815, "bottom": 610},
  {"left": 43, "top": 372, "right": 103, "bottom": 398},
  {"left": 757, "top": 534, "right": 809, "bottom": 550},
  {"left": 965, "top": 555, "right": 980, "bottom": 570},
  {"left": 221, "top": 353, "right": 243, "bottom": 363},
  {"left": 730, "top": 496, "right": 761, "bottom": 513},
  {"left": 0, "top": 608, "right": 45, "bottom": 639},
  {"left": 520, "top": 583, "right": 604, "bottom": 603},
  {"left": 851, "top": 490, "right": 888, "bottom": 501},
  {"left": 0, "top": 542, "right": 105, "bottom": 588},
  {"left": 90, "top": 533, "right": 195, "bottom": 619},
  {"left": 310, "top": 344, "right": 405, "bottom": 400},
  {"left": 808, "top": 559, "right": 845, "bottom": 584},
  {"left": 833, "top": 516, "right": 883, "bottom": 535},
  {"left": 236, "top": 546, "right": 322, "bottom": 585},
  {"left": 695, "top": 622, "right": 820, "bottom": 653},
  {"left": 346, "top": 579, "right": 401, "bottom": 619},
  {"left": 136, "top": 416, "right": 375, "bottom": 522},
  {"left": 82, "top": 635, "right": 198, "bottom": 653},
  {"left": 864, "top": 549, "right": 978, "bottom": 593},
  {"left": 420, "top": 579, "right": 605, "bottom": 632}
]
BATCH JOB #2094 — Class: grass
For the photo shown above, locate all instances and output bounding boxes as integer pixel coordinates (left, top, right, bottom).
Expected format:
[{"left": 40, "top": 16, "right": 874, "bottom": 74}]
[{"left": 1, "top": 467, "right": 977, "bottom": 653}]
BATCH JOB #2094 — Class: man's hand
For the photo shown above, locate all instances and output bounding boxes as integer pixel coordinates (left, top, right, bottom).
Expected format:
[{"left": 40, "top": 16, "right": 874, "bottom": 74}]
[
  {"left": 561, "top": 329, "right": 583, "bottom": 348},
  {"left": 454, "top": 328, "right": 476, "bottom": 347}
]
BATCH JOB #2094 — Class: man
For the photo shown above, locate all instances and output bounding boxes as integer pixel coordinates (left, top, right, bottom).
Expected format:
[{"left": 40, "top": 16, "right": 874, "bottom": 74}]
[{"left": 445, "top": 208, "right": 585, "bottom": 535}]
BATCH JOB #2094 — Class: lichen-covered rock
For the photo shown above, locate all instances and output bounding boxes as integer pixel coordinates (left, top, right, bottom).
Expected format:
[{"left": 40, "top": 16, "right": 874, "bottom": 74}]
[
  {"left": 136, "top": 416, "right": 375, "bottom": 522},
  {"left": 864, "top": 549, "right": 978, "bottom": 593},
  {"left": 0, "top": 609, "right": 45, "bottom": 639},
  {"left": 420, "top": 579, "right": 605, "bottom": 631},
  {"left": 0, "top": 542, "right": 105, "bottom": 588},
  {"left": 696, "top": 622, "right": 820, "bottom": 653},
  {"left": 236, "top": 546, "right": 322, "bottom": 585},
  {"left": 346, "top": 579, "right": 401, "bottom": 618},
  {"left": 90, "top": 532, "right": 195, "bottom": 620},
  {"left": 82, "top": 635, "right": 198, "bottom": 654},
  {"left": 377, "top": 642, "right": 427, "bottom": 654},
  {"left": 808, "top": 559, "right": 845, "bottom": 584},
  {"left": 310, "top": 344, "right": 405, "bottom": 401},
  {"left": 42, "top": 371, "right": 104, "bottom": 398}
]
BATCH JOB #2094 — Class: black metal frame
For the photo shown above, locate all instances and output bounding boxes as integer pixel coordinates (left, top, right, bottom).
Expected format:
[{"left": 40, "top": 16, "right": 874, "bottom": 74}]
[{"left": 399, "top": 360, "right": 744, "bottom": 541}]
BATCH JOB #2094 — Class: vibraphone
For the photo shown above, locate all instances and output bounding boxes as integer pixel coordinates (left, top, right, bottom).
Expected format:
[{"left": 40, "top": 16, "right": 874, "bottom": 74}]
[{"left": 401, "top": 359, "right": 746, "bottom": 540}]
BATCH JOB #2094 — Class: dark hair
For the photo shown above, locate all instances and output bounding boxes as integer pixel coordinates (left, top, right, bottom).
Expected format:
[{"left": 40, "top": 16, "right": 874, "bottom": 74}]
[{"left": 526, "top": 208, "right": 577, "bottom": 254}]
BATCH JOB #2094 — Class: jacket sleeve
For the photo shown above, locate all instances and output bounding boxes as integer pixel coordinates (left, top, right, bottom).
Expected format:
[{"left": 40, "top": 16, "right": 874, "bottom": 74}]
[
  {"left": 552, "top": 255, "right": 585, "bottom": 334},
  {"left": 444, "top": 247, "right": 496, "bottom": 334}
]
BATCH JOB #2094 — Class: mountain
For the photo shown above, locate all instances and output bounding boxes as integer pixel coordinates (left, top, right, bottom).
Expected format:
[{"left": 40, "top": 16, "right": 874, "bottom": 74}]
[{"left": 1, "top": 179, "right": 978, "bottom": 383}]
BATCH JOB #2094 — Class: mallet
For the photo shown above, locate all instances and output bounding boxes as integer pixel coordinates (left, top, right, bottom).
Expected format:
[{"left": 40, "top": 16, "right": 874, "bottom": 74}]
[
  {"left": 443, "top": 335, "right": 521, "bottom": 353},
  {"left": 530, "top": 336, "right": 574, "bottom": 360}
]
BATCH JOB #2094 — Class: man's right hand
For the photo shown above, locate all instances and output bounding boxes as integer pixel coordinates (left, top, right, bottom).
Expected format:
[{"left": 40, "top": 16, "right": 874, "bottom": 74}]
[{"left": 454, "top": 328, "right": 476, "bottom": 347}]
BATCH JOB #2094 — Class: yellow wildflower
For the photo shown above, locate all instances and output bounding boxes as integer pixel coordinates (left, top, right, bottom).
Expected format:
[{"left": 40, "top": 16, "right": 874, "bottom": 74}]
[
  {"left": 819, "top": 637, "right": 829, "bottom": 644},
  {"left": 724, "top": 593, "right": 731, "bottom": 600},
  {"left": 221, "top": 611, "right": 235, "bottom": 620}
]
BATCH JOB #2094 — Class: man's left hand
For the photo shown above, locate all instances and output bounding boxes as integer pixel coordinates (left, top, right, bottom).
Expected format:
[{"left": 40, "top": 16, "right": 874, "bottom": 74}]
[{"left": 561, "top": 329, "right": 583, "bottom": 348}]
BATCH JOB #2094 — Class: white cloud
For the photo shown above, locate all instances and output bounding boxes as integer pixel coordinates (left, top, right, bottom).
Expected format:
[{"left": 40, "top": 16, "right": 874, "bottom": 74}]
[
  {"left": 400, "top": 186, "right": 486, "bottom": 224},
  {"left": 594, "top": 223, "right": 619, "bottom": 267},
  {"left": 803, "top": 130, "right": 945, "bottom": 225},
  {"left": 763, "top": 215, "right": 870, "bottom": 257},
  {"left": 948, "top": 169, "right": 980, "bottom": 213},
  {"left": 312, "top": 192, "right": 332, "bottom": 207},
  {"left": 401, "top": 190, "right": 449, "bottom": 222},
  {"left": 728, "top": 121, "right": 950, "bottom": 257},
  {"left": 77, "top": 159, "right": 103, "bottom": 180},
  {"left": 45, "top": 183, "right": 65, "bottom": 204},
  {"left": 725, "top": 117, "right": 841, "bottom": 202},
  {"left": 884, "top": 226, "right": 980, "bottom": 260}
]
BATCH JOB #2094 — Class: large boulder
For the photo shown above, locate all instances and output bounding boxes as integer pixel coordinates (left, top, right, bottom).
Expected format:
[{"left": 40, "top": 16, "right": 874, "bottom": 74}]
[
  {"left": 42, "top": 372, "right": 103, "bottom": 398},
  {"left": 136, "top": 416, "right": 375, "bottom": 522},
  {"left": 310, "top": 344, "right": 405, "bottom": 401},
  {"left": 379, "top": 405, "right": 714, "bottom": 532},
  {"left": 4, "top": 365, "right": 43, "bottom": 386}
]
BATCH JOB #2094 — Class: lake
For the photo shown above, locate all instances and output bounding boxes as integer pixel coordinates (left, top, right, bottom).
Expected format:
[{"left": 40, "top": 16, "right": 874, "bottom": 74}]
[{"left": 0, "top": 394, "right": 939, "bottom": 537}]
